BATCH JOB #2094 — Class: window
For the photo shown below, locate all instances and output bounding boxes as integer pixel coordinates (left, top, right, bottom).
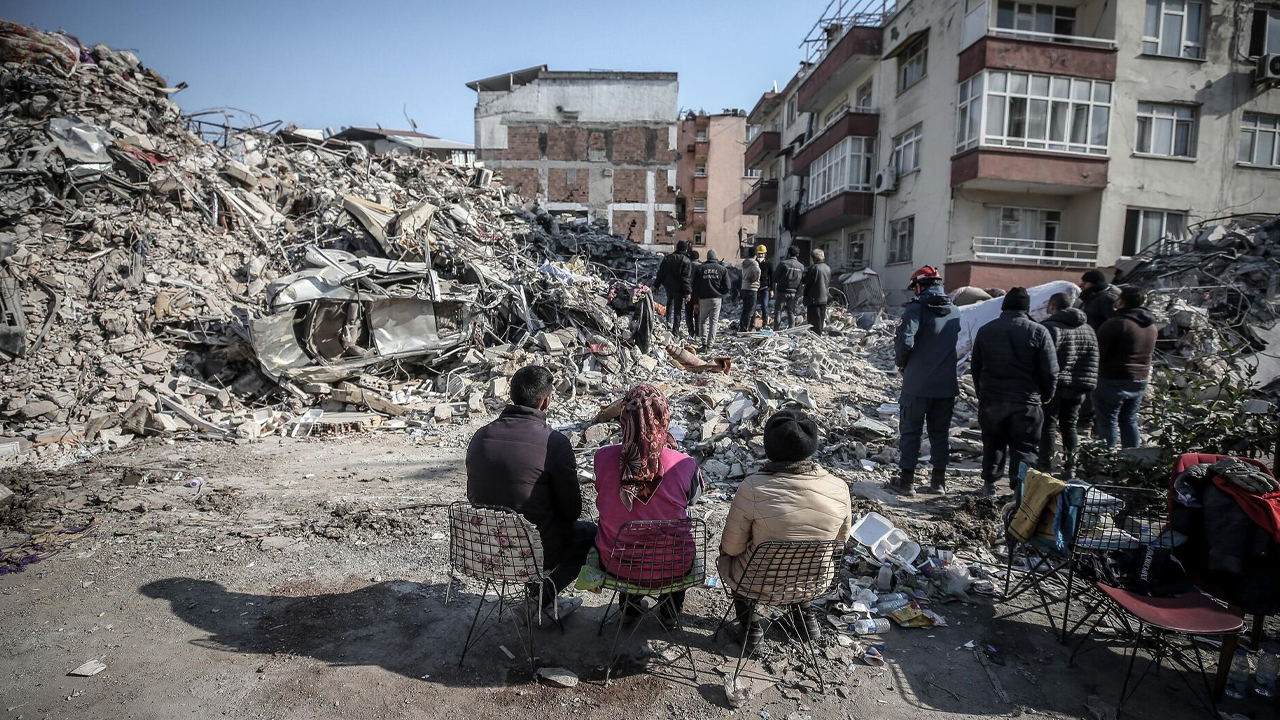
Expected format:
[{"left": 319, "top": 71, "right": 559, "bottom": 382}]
[
  {"left": 1135, "top": 103, "right": 1197, "bottom": 157},
  {"left": 695, "top": 163, "right": 707, "bottom": 177},
  {"left": 1143, "top": 0, "right": 1205, "bottom": 60},
  {"left": 746, "top": 125, "right": 761, "bottom": 142},
  {"left": 893, "top": 125, "right": 923, "bottom": 174},
  {"left": 693, "top": 199, "right": 707, "bottom": 213},
  {"left": 785, "top": 96, "right": 799, "bottom": 128},
  {"left": 889, "top": 217, "right": 914, "bottom": 265},
  {"left": 898, "top": 35, "right": 928, "bottom": 92},
  {"left": 847, "top": 230, "right": 869, "bottom": 268},
  {"left": 695, "top": 130, "right": 708, "bottom": 142},
  {"left": 984, "top": 206, "right": 1061, "bottom": 241},
  {"left": 1239, "top": 113, "right": 1280, "bottom": 167},
  {"left": 855, "top": 80, "right": 873, "bottom": 112},
  {"left": 995, "top": 2, "right": 1077, "bottom": 38},
  {"left": 744, "top": 167, "right": 762, "bottom": 178},
  {"left": 762, "top": 211, "right": 777, "bottom": 236},
  {"left": 823, "top": 100, "right": 847, "bottom": 128},
  {"left": 809, "top": 136, "right": 875, "bottom": 205},
  {"left": 955, "top": 71, "right": 1112, "bottom": 155},
  {"left": 1251, "top": 8, "right": 1280, "bottom": 56},
  {"left": 693, "top": 232, "right": 706, "bottom": 247},
  {"left": 1122, "top": 208, "right": 1186, "bottom": 256}
]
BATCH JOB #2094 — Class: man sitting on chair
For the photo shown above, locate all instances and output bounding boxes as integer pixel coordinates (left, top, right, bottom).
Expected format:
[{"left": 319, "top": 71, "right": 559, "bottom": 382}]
[
  {"left": 718, "top": 410, "right": 853, "bottom": 649},
  {"left": 466, "top": 365, "right": 596, "bottom": 620}
]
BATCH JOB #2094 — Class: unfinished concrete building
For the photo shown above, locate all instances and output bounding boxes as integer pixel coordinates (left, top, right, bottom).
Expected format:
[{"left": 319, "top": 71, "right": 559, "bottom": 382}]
[
  {"left": 467, "top": 66, "right": 680, "bottom": 247},
  {"left": 674, "top": 110, "right": 759, "bottom": 262}
]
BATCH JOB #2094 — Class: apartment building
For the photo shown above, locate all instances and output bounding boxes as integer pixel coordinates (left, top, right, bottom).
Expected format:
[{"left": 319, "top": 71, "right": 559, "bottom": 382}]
[
  {"left": 467, "top": 66, "right": 680, "bottom": 247},
  {"left": 745, "top": 0, "right": 1280, "bottom": 303},
  {"left": 674, "top": 110, "right": 759, "bottom": 261},
  {"left": 743, "top": 65, "right": 817, "bottom": 263}
]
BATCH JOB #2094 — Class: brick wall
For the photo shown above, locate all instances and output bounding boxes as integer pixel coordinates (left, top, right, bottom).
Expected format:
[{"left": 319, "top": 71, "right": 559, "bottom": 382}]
[
  {"left": 497, "top": 167, "right": 540, "bottom": 197},
  {"left": 612, "top": 169, "right": 647, "bottom": 203},
  {"left": 652, "top": 214, "right": 676, "bottom": 245},
  {"left": 548, "top": 168, "right": 590, "bottom": 203},
  {"left": 612, "top": 210, "right": 646, "bottom": 243},
  {"left": 489, "top": 125, "right": 541, "bottom": 161},
  {"left": 589, "top": 131, "right": 607, "bottom": 162},
  {"left": 546, "top": 126, "right": 588, "bottom": 161},
  {"left": 612, "top": 127, "right": 647, "bottom": 163},
  {"left": 651, "top": 127, "right": 676, "bottom": 163}
]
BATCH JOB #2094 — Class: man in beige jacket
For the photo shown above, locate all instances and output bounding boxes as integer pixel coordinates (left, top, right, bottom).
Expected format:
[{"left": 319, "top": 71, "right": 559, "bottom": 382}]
[{"left": 718, "top": 410, "right": 852, "bottom": 649}]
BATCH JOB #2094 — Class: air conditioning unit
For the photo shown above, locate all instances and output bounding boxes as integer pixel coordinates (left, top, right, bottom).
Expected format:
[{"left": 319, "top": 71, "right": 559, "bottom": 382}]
[
  {"left": 1257, "top": 54, "right": 1280, "bottom": 85},
  {"left": 873, "top": 166, "right": 898, "bottom": 195}
]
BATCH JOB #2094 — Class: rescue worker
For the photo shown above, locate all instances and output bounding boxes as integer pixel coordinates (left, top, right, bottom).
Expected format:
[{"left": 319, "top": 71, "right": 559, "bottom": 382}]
[
  {"left": 773, "top": 246, "right": 804, "bottom": 329},
  {"left": 800, "top": 249, "right": 831, "bottom": 335}
]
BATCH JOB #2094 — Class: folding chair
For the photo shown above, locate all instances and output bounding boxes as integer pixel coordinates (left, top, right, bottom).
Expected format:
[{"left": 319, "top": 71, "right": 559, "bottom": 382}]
[
  {"left": 999, "top": 462, "right": 1089, "bottom": 641},
  {"left": 712, "top": 539, "right": 844, "bottom": 692},
  {"left": 445, "top": 501, "right": 554, "bottom": 669},
  {"left": 1066, "top": 485, "right": 1242, "bottom": 718},
  {"left": 596, "top": 518, "right": 707, "bottom": 683}
]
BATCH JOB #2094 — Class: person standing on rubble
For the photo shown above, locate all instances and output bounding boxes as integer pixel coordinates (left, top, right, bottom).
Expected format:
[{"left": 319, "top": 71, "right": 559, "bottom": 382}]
[
  {"left": 685, "top": 248, "right": 700, "bottom": 338},
  {"left": 800, "top": 249, "right": 832, "bottom": 335},
  {"left": 694, "top": 249, "right": 730, "bottom": 351},
  {"left": 1078, "top": 269, "right": 1121, "bottom": 330},
  {"left": 757, "top": 246, "right": 774, "bottom": 329},
  {"left": 654, "top": 240, "right": 694, "bottom": 338},
  {"left": 465, "top": 366, "right": 596, "bottom": 620},
  {"left": 1094, "top": 286, "right": 1157, "bottom": 449},
  {"left": 971, "top": 288, "right": 1059, "bottom": 495},
  {"left": 1039, "top": 292, "right": 1098, "bottom": 477},
  {"left": 738, "top": 246, "right": 764, "bottom": 333},
  {"left": 891, "top": 266, "right": 960, "bottom": 495},
  {"left": 773, "top": 246, "right": 805, "bottom": 329}
]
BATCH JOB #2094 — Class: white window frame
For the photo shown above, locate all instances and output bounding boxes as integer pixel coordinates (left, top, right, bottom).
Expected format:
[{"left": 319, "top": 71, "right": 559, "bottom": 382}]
[
  {"left": 1143, "top": 0, "right": 1205, "bottom": 60},
  {"left": 809, "top": 136, "right": 876, "bottom": 206},
  {"left": 898, "top": 36, "right": 928, "bottom": 93},
  {"left": 893, "top": 125, "right": 923, "bottom": 174},
  {"left": 955, "top": 70, "right": 1112, "bottom": 156},
  {"left": 823, "top": 100, "right": 847, "bottom": 129},
  {"left": 1239, "top": 112, "right": 1280, "bottom": 168},
  {"left": 693, "top": 231, "right": 706, "bottom": 247},
  {"left": 1125, "top": 207, "right": 1187, "bottom": 255},
  {"left": 695, "top": 129, "right": 709, "bottom": 142},
  {"left": 785, "top": 96, "right": 799, "bottom": 128},
  {"left": 693, "top": 199, "right": 707, "bottom": 213},
  {"left": 746, "top": 125, "right": 761, "bottom": 142},
  {"left": 995, "top": 1, "right": 1077, "bottom": 38},
  {"left": 888, "top": 217, "right": 915, "bottom": 265},
  {"left": 744, "top": 167, "right": 762, "bottom": 178},
  {"left": 855, "top": 80, "right": 873, "bottom": 112},
  {"left": 984, "top": 205, "right": 1062, "bottom": 241},
  {"left": 694, "top": 163, "right": 707, "bottom": 177},
  {"left": 847, "top": 229, "right": 869, "bottom": 268},
  {"left": 1261, "top": 8, "right": 1280, "bottom": 56},
  {"left": 1135, "top": 103, "right": 1197, "bottom": 157}
]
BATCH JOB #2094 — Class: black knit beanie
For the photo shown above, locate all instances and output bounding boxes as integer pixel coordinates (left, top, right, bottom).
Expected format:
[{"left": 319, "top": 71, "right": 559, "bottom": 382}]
[
  {"left": 1081, "top": 269, "right": 1107, "bottom": 285},
  {"left": 1002, "top": 287, "right": 1031, "bottom": 313},
  {"left": 763, "top": 410, "right": 819, "bottom": 462}
]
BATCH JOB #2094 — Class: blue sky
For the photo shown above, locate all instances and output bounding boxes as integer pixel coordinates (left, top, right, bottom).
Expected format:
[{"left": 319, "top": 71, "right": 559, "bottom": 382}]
[{"left": 2, "top": 0, "right": 822, "bottom": 144}]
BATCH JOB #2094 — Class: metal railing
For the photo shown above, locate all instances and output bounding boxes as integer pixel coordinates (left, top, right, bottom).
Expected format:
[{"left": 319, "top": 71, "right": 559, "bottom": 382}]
[
  {"left": 801, "top": 0, "right": 898, "bottom": 64},
  {"left": 987, "top": 26, "right": 1117, "bottom": 49},
  {"left": 970, "top": 236, "right": 1098, "bottom": 265}
]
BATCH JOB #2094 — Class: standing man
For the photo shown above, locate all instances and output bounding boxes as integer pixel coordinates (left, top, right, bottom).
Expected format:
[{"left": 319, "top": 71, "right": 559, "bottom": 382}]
[
  {"left": 773, "top": 246, "right": 804, "bottom": 329},
  {"left": 757, "top": 245, "right": 774, "bottom": 330},
  {"left": 1078, "top": 269, "right": 1121, "bottom": 331},
  {"left": 653, "top": 240, "right": 693, "bottom": 338},
  {"left": 891, "top": 266, "right": 960, "bottom": 495},
  {"left": 738, "top": 247, "right": 762, "bottom": 332},
  {"left": 801, "top": 249, "right": 832, "bottom": 335},
  {"left": 684, "top": 248, "right": 700, "bottom": 338},
  {"left": 466, "top": 365, "right": 596, "bottom": 619},
  {"left": 1094, "top": 286, "right": 1157, "bottom": 448},
  {"left": 1039, "top": 292, "right": 1098, "bottom": 477},
  {"left": 694, "top": 249, "right": 730, "bottom": 351},
  {"left": 970, "top": 288, "right": 1059, "bottom": 495}
]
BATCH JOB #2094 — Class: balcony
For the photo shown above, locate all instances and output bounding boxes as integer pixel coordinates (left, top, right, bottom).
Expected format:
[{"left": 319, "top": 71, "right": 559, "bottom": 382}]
[
  {"left": 798, "top": 191, "right": 873, "bottom": 235},
  {"left": 968, "top": 236, "right": 1098, "bottom": 266},
  {"left": 744, "top": 130, "right": 781, "bottom": 169},
  {"left": 797, "top": 25, "right": 882, "bottom": 114},
  {"left": 951, "top": 147, "right": 1108, "bottom": 193},
  {"left": 694, "top": 141, "right": 709, "bottom": 160},
  {"left": 793, "top": 109, "right": 879, "bottom": 174},
  {"left": 692, "top": 175, "right": 709, "bottom": 196},
  {"left": 742, "top": 179, "right": 778, "bottom": 215},
  {"left": 958, "top": 33, "right": 1117, "bottom": 83}
]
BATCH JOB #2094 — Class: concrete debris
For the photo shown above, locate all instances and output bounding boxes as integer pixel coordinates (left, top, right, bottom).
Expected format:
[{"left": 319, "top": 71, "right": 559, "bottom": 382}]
[{"left": 67, "top": 659, "right": 108, "bottom": 677}]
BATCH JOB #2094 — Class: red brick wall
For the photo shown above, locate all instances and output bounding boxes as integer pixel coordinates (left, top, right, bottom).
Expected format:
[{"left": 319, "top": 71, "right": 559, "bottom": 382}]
[
  {"left": 547, "top": 168, "right": 589, "bottom": 203},
  {"left": 654, "top": 176, "right": 675, "bottom": 205},
  {"left": 612, "top": 210, "right": 646, "bottom": 243},
  {"left": 546, "top": 126, "right": 587, "bottom": 161},
  {"left": 612, "top": 127, "right": 647, "bottom": 163},
  {"left": 489, "top": 125, "right": 541, "bottom": 161},
  {"left": 613, "top": 169, "right": 648, "bottom": 203},
  {"left": 652, "top": 214, "right": 676, "bottom": 246},
  {"left": 651, "top": 127, "right": 675, "bottom": 163},
  {"left": 497, "top": 167, "right": 540, "bottom": 197}
]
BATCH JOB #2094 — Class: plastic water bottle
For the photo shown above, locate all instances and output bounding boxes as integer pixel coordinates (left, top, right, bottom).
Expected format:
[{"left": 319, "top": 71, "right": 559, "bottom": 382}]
[
  {"left": 1256, "top": 644, "right": 1279, "bottom": 697},
  {"left": 852, "top": 618, "right": 891, "bottom": 635},
  {"left": 1225, "top": 648, "right": 1250, "bottom": 699},
  {"left": 876, "top": 592, "right": 909, "bottom": 604},
  {"left": 875, "top": 598, "right": 911, "bottom": 615},
  {"left": 876, "top": 562, "right": 894, "bottom": 592}
]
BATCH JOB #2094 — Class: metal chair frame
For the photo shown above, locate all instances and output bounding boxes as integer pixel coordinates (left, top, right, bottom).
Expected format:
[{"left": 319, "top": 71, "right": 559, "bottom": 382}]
[
  {"left": 595, "top": 518, "right": 708, "bottom": 683},
  {"left": 712, "top": 539, "right": 844, "bottom": 692}
]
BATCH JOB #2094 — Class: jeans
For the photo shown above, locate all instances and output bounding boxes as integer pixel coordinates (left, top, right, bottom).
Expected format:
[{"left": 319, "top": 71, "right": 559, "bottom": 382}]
[
  {"left": 757, "top": 288, "right": 772, "bottom": 327},
  {"left": 775, "top": 292, "right": 799, "bottom": 329},
  {"left": 978, "top": 394, "right": 1044, "bottom": 488},
  {"left": 807, "top": 304, "right": 827, "bottom": 335},
  {"left": 540, "top": 520, "right": 597, "bottom": 602},
  {"left": 664, "top": 288, "right": 686, "bottom": 337},
  {"left": 1093, "top": 378, "right": 1147, "bottom": 448},
  {"left": 1039, "top": 387, "right": 1085, "bottom": 474},
  {"left": 698, "top": 297, "right": 722, "bottom": 347},
  {"left": 685, "top": 298, "right": 698, "bottom": 338},
  {"left": 899, "top": 393, "right": 955, "bottom": 474},
  {"left": 738, "top": 289, "right": 761, "bottom": 331}
]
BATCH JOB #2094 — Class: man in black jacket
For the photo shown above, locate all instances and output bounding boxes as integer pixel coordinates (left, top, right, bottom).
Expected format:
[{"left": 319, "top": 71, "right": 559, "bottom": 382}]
[
  {"left": 971, "top": 288, "right": 1059, "bottom": 495},
  {"left": 684, "top": 248, "right": 700, "bottom": 337},
  {"left": 801, "top": 249, "right": 832, "bottom": 335},
  {"left": 773, "top": 246, "right": 804, "bottom": 329},
  {"left": 1039, "top": 292, "right": 1098, "bottom": 477},
  {"left": 1094, "top": 286, "right": 1158, "bottom": 448},
  {"left": 694, "top": 249, "right": 730, "bottom": 350},
  {"left": 653, "top": 240, "right": 693, "bottom": 338},
  {"left": 466, "top": 366, "right": 596, "bottom": 618},
  {"left": 1078, "top": 269, "right": 1120, "bottom": 331}
]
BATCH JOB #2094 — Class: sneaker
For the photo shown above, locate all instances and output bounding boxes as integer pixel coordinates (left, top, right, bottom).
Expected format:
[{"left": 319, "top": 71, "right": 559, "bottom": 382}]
[
  {"left": 739, "top": 622, "right": 765, "bottom": 651},
  {"left": 543, "top": 597, "right": 582, "bottom": 621},
  {"left": 979, "top": 482, "right": 997, "bottom": 497}
]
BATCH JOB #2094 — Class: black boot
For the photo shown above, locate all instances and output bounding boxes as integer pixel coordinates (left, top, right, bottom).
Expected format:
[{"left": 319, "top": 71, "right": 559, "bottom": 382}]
[
  {"left": 930, "top": 466, "right": 947, "bottom": 494},
  {"left": 979, "top": 480, "right": 997, "bottom": 496},
  {"left": 891, "top": 468, "right": 916, "bottom": 496}
]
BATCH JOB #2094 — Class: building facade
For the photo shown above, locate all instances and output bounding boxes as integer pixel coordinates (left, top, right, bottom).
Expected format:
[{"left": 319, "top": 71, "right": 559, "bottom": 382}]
[
  {"left": 674, "top": 111, "right": 759, "bottom": 261},
  {"left": 744, "top": 0, "right": 1280, "bottom": 303},
  {"left": 467, "top": 66, "right": 680, "bottom": 247}
]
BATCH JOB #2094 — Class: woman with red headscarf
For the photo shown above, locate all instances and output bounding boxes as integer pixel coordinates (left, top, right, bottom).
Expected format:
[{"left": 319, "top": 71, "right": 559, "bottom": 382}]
[{"left": 594, "top": 385, "right": 702, "bottom": 626}]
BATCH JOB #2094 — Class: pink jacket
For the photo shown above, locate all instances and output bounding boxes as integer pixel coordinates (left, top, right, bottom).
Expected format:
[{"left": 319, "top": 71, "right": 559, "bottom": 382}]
[{"left": 594, "top": 446, "right": 700, "bottom": 587}]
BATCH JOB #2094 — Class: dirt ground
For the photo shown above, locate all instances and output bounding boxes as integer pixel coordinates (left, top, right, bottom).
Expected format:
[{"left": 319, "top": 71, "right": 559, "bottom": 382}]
[{"left": 1, "top": 428, "right": 1276, "bottom": 720}]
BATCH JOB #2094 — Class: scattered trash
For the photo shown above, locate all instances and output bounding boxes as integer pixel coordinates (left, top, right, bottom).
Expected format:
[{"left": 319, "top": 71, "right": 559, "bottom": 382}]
[{"left": 67, "top": 659, "right": 107, "bottom": 677}]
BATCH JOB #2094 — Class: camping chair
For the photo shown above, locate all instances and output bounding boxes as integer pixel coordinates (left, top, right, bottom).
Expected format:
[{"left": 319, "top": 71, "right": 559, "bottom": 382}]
[
  {"left": 1170, "top": 452, "right": 1275, "bottom": 701},
  {"left": 445, "top": 501, "right": 555, "bottom": 669},
  {"left": 999, "top": 462, "right": 1089, "bottom": 641},
  {"left": 1065, "top": 485, "right": 1242, "bottom": 718},
  {"left": 596, "top": 518, "right": 708, "bottom": 683},
  {"left": 712, "top": 539, "right": 844, "bottom": 692}
]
